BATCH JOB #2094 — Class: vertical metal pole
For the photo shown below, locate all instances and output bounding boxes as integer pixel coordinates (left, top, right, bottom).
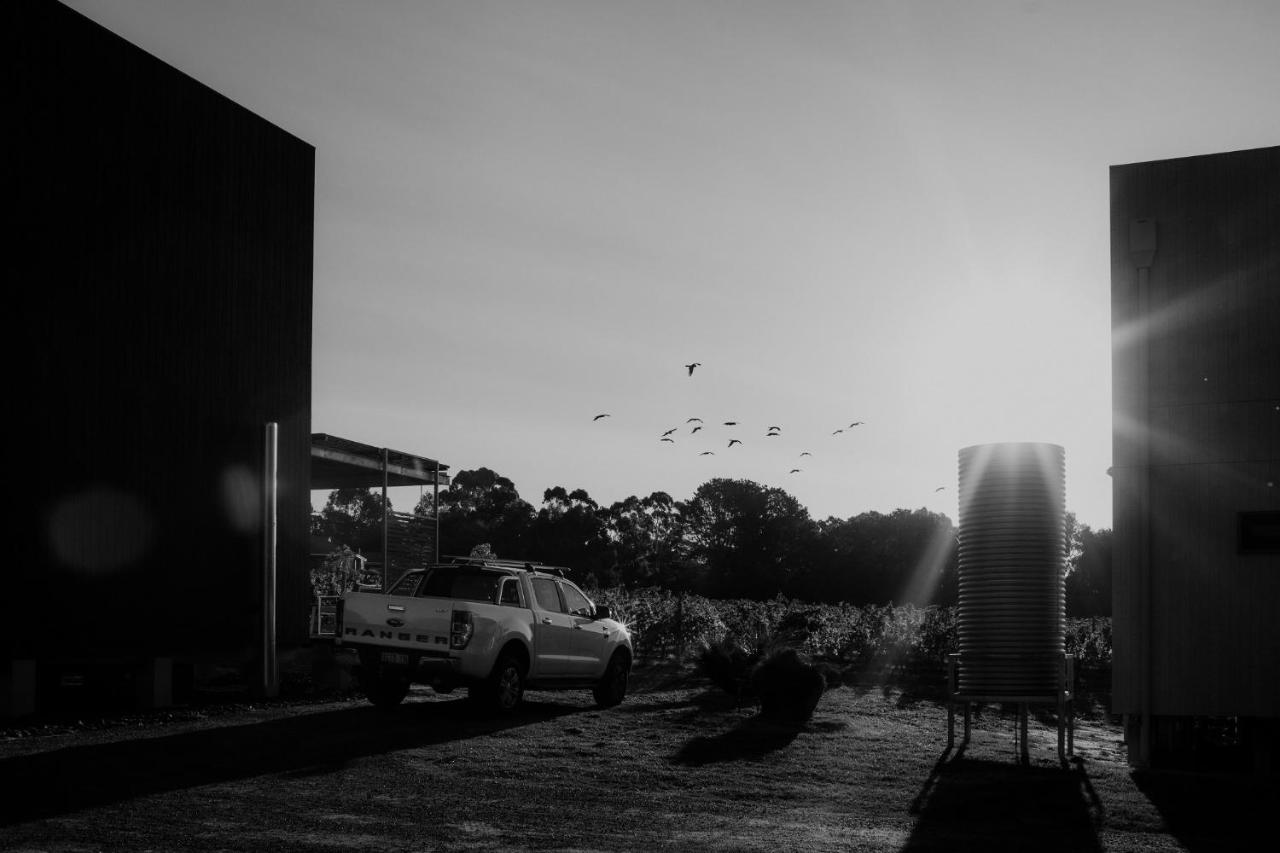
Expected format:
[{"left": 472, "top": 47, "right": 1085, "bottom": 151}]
[
  {"left": 1064, "top": 653, "right": 1075, "bottom": 753},
  {"left": 433, "top": 462, "right": 440, "bottom": 563},
  {"left": 261, "top": 422, "right": 279, "bottom": 698},
  {"left": 947, "top": 655, "right": 956, "bottom": 748},
  {"left": 1021, "top": 704, "right": 1029, "bottom": 764},
  {"left": 382, "top": 447, "right": 390, "bottom": 592},
  {"left": 1058, "top": 655, "right": 1066, "bottom": 763}
]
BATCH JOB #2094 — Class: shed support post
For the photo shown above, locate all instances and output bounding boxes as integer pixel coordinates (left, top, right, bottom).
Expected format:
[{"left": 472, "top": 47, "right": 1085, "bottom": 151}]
[{"left": 382, "top": 447, "right": 390, "bottom": 592}]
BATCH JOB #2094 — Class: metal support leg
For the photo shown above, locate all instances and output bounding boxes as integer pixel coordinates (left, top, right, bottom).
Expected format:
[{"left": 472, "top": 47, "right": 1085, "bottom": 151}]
[
  {"left": 947, "top": 655, "right": 956, "bottom": 749},
  {"left": 1019, "top": 703, "right": 1030, "bottom": 764},
  {"left": 1013, "top": 703, "right": 1020, "bottom": 758},
  {"left": 1067, "top": 655, "right": 1076, "bottom": 757},
  {"left": 1057, "top": 692, "right": 1066, "bottom": 763},
  {"left": 1067, "top": 693, "right": 1075, "bottom": 757}
]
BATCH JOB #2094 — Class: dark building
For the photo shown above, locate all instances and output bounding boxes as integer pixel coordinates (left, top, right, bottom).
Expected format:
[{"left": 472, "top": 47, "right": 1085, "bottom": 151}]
[
  {"left": 1110, "top": 145, "right": 1280, "bottom": 767},
  {"left": 9, "top": 1, "right": 315, "bottom": 712}
]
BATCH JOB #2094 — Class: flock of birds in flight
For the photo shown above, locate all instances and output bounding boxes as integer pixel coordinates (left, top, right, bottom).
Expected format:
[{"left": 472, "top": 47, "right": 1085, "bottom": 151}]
[
  {"left": 591, "top": 362, "right": 950, "bottom": 494},
  {"left": 587, "top": 361, "right": 941, "bottom": 484}
]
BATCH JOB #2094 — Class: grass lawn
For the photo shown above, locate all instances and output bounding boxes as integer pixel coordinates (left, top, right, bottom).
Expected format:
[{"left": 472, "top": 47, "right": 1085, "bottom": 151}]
[{"left": 1, "top": 662, "right": 1274, "bottom": 851}]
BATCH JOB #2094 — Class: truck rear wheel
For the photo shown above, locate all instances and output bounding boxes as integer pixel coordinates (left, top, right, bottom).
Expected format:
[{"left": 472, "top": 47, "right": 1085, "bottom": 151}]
[
  {"left": 366, "top": 676, "right": 409, "bottom": 709},
  {"left": 357, "top": 653, "right": 410, "bottom": 709},
  {"left": 470, "top": 654, "right": 525, "bottom": 713}
]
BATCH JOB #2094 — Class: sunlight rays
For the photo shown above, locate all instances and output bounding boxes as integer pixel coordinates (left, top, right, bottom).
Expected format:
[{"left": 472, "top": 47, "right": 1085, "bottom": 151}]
[
  {"left": 1112, "top": 272, "right": 1238, "bottom": 356},
  {"left": 896, "top": 520, "right": 958, "bottom": 609}
]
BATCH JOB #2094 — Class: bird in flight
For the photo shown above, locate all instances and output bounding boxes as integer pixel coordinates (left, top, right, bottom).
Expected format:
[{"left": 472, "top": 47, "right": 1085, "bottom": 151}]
[
  {"left": 849, "top": 421, "right": 864, "bottom": 427},
  {"left": 660, "top": 437, "right": 675, "bottom": 443},
  {"left": 799, "top": 451, "right": 812, "bottom": 457},
  {"left": 832, "top": 428, "right": 844, "bottom": 435},
  {"left": 728, "top": 439, "right": 742, "bottom": 447},
  {"left": 789, "top": 468, "right": 802, "bottom": 474},
  {"left": 593, "top": 414, "right": 610, "bottom": 421},
  {"left": 699, "top": 451, "right": 715, "bottom": 456},
  {"left": 685, "top": 363, "right": 701, "bottom": 376},
  {"left": 723, "top": 421, "right": 738, "bottom": 426},
  {"left": 934, "top": 486, "right": 947, "bottom": 492},
  {"left": 661, "top": 428, "right": 678, "bottom": 437},
  {"left": 768, "top": 426, "right": 781, "bottom": 432},
  {"left": 691, "top": 425, "right": 702, "bottom": 434},
  {"left": 687, "top": 417, "right": 703, "bottom": 423}
]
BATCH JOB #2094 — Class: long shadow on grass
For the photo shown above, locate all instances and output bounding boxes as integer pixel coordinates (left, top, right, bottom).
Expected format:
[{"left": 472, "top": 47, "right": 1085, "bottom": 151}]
[
  {"left": 1133, "top": 769, "right": 1280, "bottom": 853},
  {"left": 0, "top": 697, "right": 578, "bottom": 826},
  {"left": 671, "top": 714, "right": 846, "bottom": 766},
  {"left": 622, "top": 686, "right": 741, "bottom": 716},
  {"left": 903, "top": 751, "right": 1103, "bottom": 852}
]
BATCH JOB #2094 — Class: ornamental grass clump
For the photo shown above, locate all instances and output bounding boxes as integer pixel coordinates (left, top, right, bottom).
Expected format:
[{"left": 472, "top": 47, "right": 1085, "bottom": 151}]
[
  {"left": 697, "top": 636, "right": 758, "bottom": 704},
  {"left": 750, "top": 648, "right": 826, "bottom": 723},
  {"left": 696, "top": 618, "right": 796, "bottom": 704}
]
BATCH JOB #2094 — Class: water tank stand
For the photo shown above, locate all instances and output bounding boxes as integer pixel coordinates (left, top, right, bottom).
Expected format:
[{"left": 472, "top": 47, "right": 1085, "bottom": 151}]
[{"left": 945, "top": 653, "right": 1076, "bottom": 765}]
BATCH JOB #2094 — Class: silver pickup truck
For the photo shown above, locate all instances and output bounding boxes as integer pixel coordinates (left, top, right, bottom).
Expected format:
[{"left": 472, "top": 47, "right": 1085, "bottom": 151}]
[{"left": 332, "top": 557, "right": 632, "bottom": 712}]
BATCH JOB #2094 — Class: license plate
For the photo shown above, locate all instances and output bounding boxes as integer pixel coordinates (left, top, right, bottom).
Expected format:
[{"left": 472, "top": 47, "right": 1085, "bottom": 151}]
[{"left": 380, "top": 652, "right": 409, "bottom": 666}]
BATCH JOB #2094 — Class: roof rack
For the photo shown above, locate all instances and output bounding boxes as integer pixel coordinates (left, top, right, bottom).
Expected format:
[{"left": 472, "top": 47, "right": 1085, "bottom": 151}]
[
  {"left": 442, "top": 555, "right": 542, "bottom": 568},
  {"left": 440, "top": 555, "right": 572, "bottom": 577}
]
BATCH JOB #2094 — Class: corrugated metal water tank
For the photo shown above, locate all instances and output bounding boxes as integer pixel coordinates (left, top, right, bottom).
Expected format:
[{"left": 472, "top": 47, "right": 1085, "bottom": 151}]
[{"left": 956, "top": 442, "right": 1066, "bottom": 696}]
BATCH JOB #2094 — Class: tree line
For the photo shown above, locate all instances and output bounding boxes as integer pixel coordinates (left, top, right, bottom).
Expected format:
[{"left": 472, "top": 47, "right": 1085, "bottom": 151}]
[{"left": 313, "top": 467, "right": 1112, "bottom": 616}]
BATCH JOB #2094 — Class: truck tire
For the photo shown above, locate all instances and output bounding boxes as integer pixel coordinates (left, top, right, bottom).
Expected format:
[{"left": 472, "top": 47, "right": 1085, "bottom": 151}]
[
  {"left": 593, "top": 651, "right": 630, "bottom": 708},
  {"left": 357, "top": 656, "right": 410, "bottom": 710},
  {"left": 470, "top": 653, "right": 525, "bottom": 713}
]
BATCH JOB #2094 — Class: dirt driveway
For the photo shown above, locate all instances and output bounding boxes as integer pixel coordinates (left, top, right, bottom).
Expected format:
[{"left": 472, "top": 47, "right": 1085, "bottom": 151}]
[{"left": 1, "top": 666, "right": 1273, "bottom": 852}]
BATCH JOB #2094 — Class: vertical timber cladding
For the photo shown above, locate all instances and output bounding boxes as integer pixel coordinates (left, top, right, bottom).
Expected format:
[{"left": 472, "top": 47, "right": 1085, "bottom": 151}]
[
  {"left": 1110, "top": 146, "right": 1280, "bottom": 719},
  {"left": 13, "top": 2, "right": 315, "bottom": 659}
]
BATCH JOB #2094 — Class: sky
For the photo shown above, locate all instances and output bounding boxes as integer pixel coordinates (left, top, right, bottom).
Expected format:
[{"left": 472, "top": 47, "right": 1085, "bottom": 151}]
[{"left": 67, "top": 0, "right": 1280, "bottom": 530}]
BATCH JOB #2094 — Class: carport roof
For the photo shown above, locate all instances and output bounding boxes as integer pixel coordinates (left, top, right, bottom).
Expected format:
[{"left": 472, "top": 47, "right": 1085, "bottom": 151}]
[{"left": 311, "top": 433, "right": 450, "bottom": 490}]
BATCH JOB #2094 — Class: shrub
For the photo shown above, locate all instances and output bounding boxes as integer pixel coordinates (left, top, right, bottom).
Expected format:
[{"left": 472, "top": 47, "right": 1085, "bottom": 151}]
[
  {"left": 591, "top": 586, "right": 1111, "bottom": 685},
  {"left": 697, "top": 636, "right": 758, "bottom": 702},
  {"left": 751, "top": 649, "right": 826, "bottom": 723},
  {"left": 697, "top": 615, "right": 775, "bottom": 690},
  {"left": 1065, "top": 617, "right": 1113, "bottom": 670},
  {"left": 310, "top": 546, "right": 365, "bottom": 597}
]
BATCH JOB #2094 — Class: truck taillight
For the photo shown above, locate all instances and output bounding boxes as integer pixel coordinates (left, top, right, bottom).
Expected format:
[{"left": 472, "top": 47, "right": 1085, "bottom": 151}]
[{"left": 450, "top": 610, "right": 474, "bottom": 650}]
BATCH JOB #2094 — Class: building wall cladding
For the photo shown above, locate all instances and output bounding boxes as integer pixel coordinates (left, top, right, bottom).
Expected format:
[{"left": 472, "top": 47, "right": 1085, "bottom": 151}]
[
  {"left": 12, "top": 1, "right": 315, "bottom": 660},
  {"left": 1110, "top": 146, "right": 1280, "bottom": 719}
]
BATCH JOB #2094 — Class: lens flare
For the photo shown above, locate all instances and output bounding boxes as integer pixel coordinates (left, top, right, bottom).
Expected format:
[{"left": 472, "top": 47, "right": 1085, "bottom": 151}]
[
  {"left": 47, "top": 485, "right": 155, "bottom": 573},
  {"left": 221, "top": 464, "right": 261, "bottom": 533}
]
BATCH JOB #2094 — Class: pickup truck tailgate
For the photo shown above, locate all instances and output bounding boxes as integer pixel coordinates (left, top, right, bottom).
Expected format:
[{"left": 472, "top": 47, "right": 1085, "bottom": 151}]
[{"left": 340, "top": 592, "right": 455, "bottom": 655}]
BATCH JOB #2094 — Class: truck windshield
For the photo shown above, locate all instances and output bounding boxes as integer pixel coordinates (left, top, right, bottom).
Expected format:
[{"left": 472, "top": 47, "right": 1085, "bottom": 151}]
[{"left": 418, "top": 566, "right": 504, "bottom": 603}]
